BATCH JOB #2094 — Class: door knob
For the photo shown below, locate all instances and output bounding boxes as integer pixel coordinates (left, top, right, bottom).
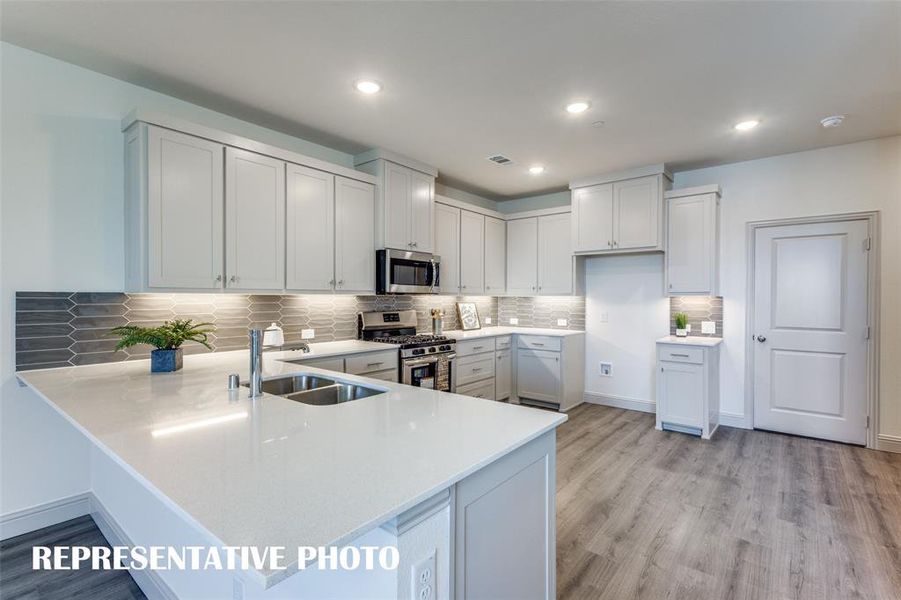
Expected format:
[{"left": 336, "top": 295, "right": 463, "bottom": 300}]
[{"left": 756, "top": 335, "right": 767, "bottom": 342}]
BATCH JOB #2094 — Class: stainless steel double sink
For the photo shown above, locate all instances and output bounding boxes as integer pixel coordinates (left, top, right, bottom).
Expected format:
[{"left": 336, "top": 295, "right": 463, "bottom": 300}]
[{"left": 243, "top": 374, "right": 384, "bottom": 406}]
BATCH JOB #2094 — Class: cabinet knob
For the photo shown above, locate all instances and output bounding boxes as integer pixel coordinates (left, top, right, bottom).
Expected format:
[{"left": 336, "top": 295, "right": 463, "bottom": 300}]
[
  {"left": 229, "top": 275, "right": 237, "bottom": 283},
  {"left": 607, "top": 240, "right": 612, "bottom": 247},
  {"left": 338, "top": 280, "right": 344, "bottom": 286},
  {"left": 411, "top": 242, "right": 418, "bottom": 248},
  {"left": 215, "top": 275, "right": 223, "bottom": 283},
  {"left": 329, "top": 279, "right": 335, "bottom": 286}
]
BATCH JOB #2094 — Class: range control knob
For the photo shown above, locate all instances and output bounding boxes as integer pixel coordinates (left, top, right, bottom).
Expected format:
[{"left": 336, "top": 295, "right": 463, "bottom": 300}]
[
  {"left": 412, "top": 348, "right": 425, "bottom": 355},
  {"left": 428, "top": 346, "right": 436, "bottom": 353}
]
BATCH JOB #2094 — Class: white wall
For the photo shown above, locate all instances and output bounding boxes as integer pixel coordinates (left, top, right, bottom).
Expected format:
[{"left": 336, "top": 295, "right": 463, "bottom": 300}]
[
  {"left": 583, "top": 255, "right": 669, "bottom": 410},
  {"left": 675, "top": 137, "right": 901, "bottom": 443},
  {"left": 0, "top": 43, "right": 357, "bottom": 516}
]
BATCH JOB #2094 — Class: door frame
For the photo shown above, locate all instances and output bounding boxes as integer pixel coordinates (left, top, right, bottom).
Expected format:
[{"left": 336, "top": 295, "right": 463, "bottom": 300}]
[{"left": 744, "top": 211, "right": 880, "bottom": 449}]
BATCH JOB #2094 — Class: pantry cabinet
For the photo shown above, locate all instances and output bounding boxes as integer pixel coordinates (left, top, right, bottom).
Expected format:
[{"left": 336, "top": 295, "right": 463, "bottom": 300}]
[
  {"left": 570, "top": 168, "right": 671, "bottom": 255},
  {"left": 434, "top": 203, "right": 461, "bottom": 294},
  {"left": 665, "top": 185, "right": 721, "bottom": 296},
  {"left": 484, "top": 217, "right": 506, "bottom": 294},
  {"left": 506, "top": 213, "right": 573, "bottom": 296},
  {"left": 459, "top": 210, "right": 485, "bottom": 294}
]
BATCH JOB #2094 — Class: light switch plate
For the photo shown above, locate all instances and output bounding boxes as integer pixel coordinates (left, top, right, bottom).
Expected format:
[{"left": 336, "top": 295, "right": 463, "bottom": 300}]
[
  {"left": 301, "top": 329, "right": 315, "bottom": 339},
  {"left": 509, "top": 317, "right": 519, "bottom": 325},
  {"left": 484, "top": 317, "right": 492, "bottom": 324},
  {"left": 701, "top": 321, "right": 716, "bottom": 334},
  {"left": 600, "top": 312, "right": 609, "bottom": 323},
  {"left": 557, "top": 318, "right": 568, "bottom": 327}
]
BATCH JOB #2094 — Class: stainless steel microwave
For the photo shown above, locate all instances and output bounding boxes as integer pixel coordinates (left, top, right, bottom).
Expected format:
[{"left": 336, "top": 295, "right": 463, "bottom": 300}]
[{"left": 376, "top": 249, "right": 440, "bottom": 294}]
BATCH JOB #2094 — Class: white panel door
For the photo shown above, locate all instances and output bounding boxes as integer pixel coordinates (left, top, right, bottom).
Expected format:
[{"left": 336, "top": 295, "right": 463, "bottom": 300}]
[
  {"left": 335, "top": 176, "right": 375, "bottom": 293},
  {"left": 384, "top": 162, "right": 411, "bottom": 250},
  {"left": 613, "top": 175, "right": 660, "bottom": 250},
  {"left": 506, "top": 218, "right": 538, "bottom": 295},
  {"left": 434, "top": 203, "right": 460, "bottom": 294},
  {"left": 410, "top": 170, "right": 434, "bottom": 252},
  {"left": 286, "top": 164, "right": 334, "bottom": 291},
  {"left": 537, "top": 213, "right": 572, "bottom": 295},
  {"left": 516, "top": 349, "right": 561, "bottom": 403},
  {"left": 658, "top": 360, "right": 705, "bottom": 429},
  {"left": 495, "top": 350, "right": 511, "bottom": 400},
  {"left": 459, "top": 210, "right": 485, "bottom": 294},
  {"left": 484, "top": 216, "right": 506, "bottom": 294},
  {"left": 753, "top": 220, "right": 870, "bottom": 444},
  {"left": 225, "top": 148, "right": 285, "bottom": 290},
  {"left": 572, "top": 183, "right": 613, "bottom": 252},
  {"left": 666, "top": 193, "right": 716, "bottom": 294},
  {"left": 147, "top": 126, "right": 224, "bottom": 288}
]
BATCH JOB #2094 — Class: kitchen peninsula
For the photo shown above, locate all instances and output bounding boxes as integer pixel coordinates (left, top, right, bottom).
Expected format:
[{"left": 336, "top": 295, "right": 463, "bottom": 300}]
[{"left": 17, "top": 346, "right": 565, "bottom": 599}]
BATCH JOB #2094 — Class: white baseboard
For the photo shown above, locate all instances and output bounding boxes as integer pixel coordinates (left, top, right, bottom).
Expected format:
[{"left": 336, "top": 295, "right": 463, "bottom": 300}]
[
  {"left": 0, "top": 492, "right": 92, "bottom": 540},
  {"left": 583, "top": 392, "right": 656, "bottom": 414},
  {"left": 876, "top": 434, "right": 901, "bottom": 454},
  {"left": 718, "top": 411, "right": 752, "bottom": 429},
  {"left": 90, "top": 495, "right": 178, "bottom": 600}
]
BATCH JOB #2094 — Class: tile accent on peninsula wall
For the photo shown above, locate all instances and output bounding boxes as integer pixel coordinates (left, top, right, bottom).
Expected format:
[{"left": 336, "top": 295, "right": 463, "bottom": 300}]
[
  {"left": 669, "top": 296, "right": 723, "bottom": 337},
  {"left": 497, "top": 296, "right": 586, "bottom": 330},
  {"left": 15, "top": 292, "right": 497, "bottom": 371}
]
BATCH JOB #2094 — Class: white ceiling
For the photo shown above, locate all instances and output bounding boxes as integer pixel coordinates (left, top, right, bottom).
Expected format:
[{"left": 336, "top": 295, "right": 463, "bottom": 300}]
[{"left": 2, "top": 1, "right": 899, "bottom": 200}]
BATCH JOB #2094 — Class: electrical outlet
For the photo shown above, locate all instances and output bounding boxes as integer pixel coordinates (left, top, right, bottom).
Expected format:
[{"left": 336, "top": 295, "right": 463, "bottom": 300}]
[
  {"left": 412, "top": 552, "right": 436, "bottom": 600},
  {"left": 600, "top": 312, "right": 609, "bottom": 323},
  {"left": 599, "top": 362, "right": 613, "bottom": 377},
  {"left": 484, "top": 316, "right": 492, "bottom": 324},
  {"left": 509, "top": 317, "right": 519, "bottom": 325},
  {"left": 301, "top": 329, "right": 315, "bottom": 339},
  {"left": 557, "top": 318, "right": 568, "bottom": 327},
  {"left": 701, "top": 321, "right": 716, "bottom": 334}
]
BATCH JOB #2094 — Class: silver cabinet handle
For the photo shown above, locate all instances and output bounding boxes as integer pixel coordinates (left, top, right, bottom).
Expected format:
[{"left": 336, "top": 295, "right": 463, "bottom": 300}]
[
  {"left": 338, "top": 280, "right": 344, "bottom": 286},
  {"left": 412, "top": 242, "right": 418, "bottom": 248},
  {"left": 229, "top": 275, "right": 237, "bottom": 283},
  {"left": 670, "top": 353, "right": 690, "bottom": 358},
  {"left": 215, "top": 274, "right": 223, "bottom": 283},
  {"left": 472, "top": 367, "right": 482, "bottom": 373},
  {"left": 461, "top": 285, "right": 467, "bottom": 289},
  {"left": 472, "top": 346, "right": 484, "bottom": 350},
  {"left": 607, "top": 240, "right": 612, "bottom": 247},
  {"left": 533, "top": 342, "right": 545, "bottom": 346},
  {"left": 366, "top": 362, "right": 384, "bottom": 367},
  {"left": 329, "top": 279, "right": 335, "bottom": 286}
]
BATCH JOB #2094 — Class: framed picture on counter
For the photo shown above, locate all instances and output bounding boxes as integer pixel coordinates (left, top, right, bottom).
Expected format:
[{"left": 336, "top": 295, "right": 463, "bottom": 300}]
[{"left": 456, "top": 302, "right": 481, "bottom": 331}]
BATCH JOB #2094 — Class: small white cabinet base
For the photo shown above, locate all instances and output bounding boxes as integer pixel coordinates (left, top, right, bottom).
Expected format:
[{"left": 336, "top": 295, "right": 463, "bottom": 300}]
[{"left": 655, "top": 340, "right": 721, "bottom": 439}]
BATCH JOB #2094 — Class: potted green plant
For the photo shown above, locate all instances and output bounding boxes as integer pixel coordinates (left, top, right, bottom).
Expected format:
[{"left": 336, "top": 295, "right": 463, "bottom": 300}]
[
  {"left": 674, "top": 312, "right": 689, "bottom": 337},
  {"left": 111, "top": 319, "right": 215, "bottom": 373}
]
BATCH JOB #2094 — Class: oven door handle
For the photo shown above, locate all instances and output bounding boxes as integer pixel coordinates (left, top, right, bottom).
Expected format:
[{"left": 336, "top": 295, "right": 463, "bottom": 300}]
[{"left": 404, "top": 356, "right": 440, "bottom": 367}]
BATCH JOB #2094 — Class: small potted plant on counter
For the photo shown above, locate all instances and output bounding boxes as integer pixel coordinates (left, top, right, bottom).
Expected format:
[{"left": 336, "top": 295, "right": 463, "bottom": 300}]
[
  {"left": 674, "top": 312, "right": 689, "bottom": 337},
  {"left": 111, "top": 319, "right": 215, "bottom": 373}
]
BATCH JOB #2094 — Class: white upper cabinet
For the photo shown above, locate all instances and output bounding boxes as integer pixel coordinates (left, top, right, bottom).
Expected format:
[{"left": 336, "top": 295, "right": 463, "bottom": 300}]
[
  {"left": 355, "top": 154, "right": 437, "bottom": 252},
  {"left": 434, "top": 203, "right": 461, "bottom": 294},
  {"left": 484, "top": 216, "right": 506, "bottom": 295},
  {"left": 460, "top": 210, "right": 485, "bottom": 294},
  {"left": 613, "top": 176, "right": 661, "bottom": 250},
  {"left": 335, "top": 176, "right": 375, "bottom": 293},
  {"left": 506, "top": 217, "right": 539, "bottom": 295},
  {"left": 572, "top": 183, "right": 613, "bottom": 252},
  {"left": 225, "top": 148, "right": 285, "bottom": 290},
  {"left": 665, "top": 186, "right": 720, "bottom": 296},
  {"left": 286, "top": 164, "right": 335, "bottom": 292},
  {"left": 146, "top": 126, "right": 225, "bottom": 289},
  {"left": 569, "top": 167, "right": 670, "bottom": 255},
  {"left": 537, "top": 213, "right": 572, "bottom": 295}
]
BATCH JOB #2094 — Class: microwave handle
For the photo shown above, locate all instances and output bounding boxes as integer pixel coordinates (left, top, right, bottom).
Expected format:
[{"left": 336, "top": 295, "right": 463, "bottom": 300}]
[{"left": 429, "top": 258, "right": 439, "bottom": 292}]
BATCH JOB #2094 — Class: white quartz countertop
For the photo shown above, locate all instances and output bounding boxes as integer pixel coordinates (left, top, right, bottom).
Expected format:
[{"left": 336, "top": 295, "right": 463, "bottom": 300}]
[
  {"left": 656, "top": 335, "right": 723, "bottom": 347},
  {"left": 17, "top": 350, "right": 565, "bottom": 588},
  {"left": 444, "top": 326, "right": 585, "bottom": 340},
  {"left": 274, "top": 339, "right": 398, "bottom": 361}
]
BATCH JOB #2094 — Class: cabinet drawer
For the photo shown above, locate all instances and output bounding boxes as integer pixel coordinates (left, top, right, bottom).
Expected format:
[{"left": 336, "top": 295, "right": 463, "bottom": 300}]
[
  {"left": 345, "top": 350, "right": 398, "bottom": 374},
  {"left": 456, "top": 353, "right": 495, "bottom": 386},
  {"left": 517, "top": 335, "right": 562, "bottom": 351},
  {"left": 456, "top": 338, "right": 496, "bottom": 357},
  {"left": 657, "top": 345, "right": 704, "bottom": 364},
  {"left": 495, "top": 335, "right": 512, "bottom": 350},
  {"left": 364, "top": 368, "right": 397, "bottom": 383},
  {"left": 301, "top": 356, "right": 345, "bottom": 372},
  {"left": 456, "top": 379, "right": 495, "bottom": 401}
]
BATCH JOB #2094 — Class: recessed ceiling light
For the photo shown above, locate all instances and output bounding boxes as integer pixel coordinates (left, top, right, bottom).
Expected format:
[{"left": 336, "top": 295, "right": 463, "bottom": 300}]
[
  {"left": 529, "top": 165, "right": 545, "bottom": 175},
  {"left": 566, "top": 101, "right": 591, "bottom": 114},
  {"left": 820, "top": 115, "right": 845, "bottom": 128},
  {"left": 354, "top": 80, "right": 382, "bottom": 94},
  {"left": 734, "top": 119, "right": 760, "bottom": 131}
]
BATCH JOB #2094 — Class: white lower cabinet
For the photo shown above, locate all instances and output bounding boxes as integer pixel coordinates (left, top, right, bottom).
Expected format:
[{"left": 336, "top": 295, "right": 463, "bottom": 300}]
[
  {"left": 516, "top": 349, "right": 561, "bottom": 404},
  {"left": 294, "top": 350, "right": 399, "bottom": 381},
  {"left": 455, "top": 338, "right": 497, "bottom": 400},
  {"left": 655, "top": 341, "right": 720, "bottom": 439},
  {"left": 514, "top": 334, "right": 584, "bottom": 411}
]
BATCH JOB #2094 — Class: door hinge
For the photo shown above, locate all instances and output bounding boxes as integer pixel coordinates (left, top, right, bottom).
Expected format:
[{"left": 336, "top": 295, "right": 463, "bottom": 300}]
[
  {"left": 866, "top": 415, "right": 870, "bottom": 429},
  {"left": 864, "top": 237, "right": 871, "bottom": 251},
  {"left": 866, "top": 326, "right": 871, "bottom": 340}
]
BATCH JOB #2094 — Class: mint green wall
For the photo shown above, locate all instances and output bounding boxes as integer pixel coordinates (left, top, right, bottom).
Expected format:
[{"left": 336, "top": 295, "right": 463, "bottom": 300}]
[
  {"left": 497, "top": 190, "right": 570, "bottom": 213},
  {"left": 435, "top": 182, "right": 499, "bottom": 211}
]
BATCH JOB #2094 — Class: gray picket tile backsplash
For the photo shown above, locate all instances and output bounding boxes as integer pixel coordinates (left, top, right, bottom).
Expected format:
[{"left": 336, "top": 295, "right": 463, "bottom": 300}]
[{"left": 669, "top": 296, "right": 723, "bottom": 337}]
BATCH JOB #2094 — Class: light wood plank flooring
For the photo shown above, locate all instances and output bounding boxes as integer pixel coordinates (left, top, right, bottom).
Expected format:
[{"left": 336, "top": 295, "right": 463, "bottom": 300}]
[{"left": 556, "top": 404, "right": 901, "bottom": 600}]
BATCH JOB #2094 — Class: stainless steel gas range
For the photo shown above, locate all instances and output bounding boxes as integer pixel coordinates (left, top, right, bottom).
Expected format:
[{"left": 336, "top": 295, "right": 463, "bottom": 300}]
[{"left": 358, "top": 310, "right": 456, "bottom": 391}]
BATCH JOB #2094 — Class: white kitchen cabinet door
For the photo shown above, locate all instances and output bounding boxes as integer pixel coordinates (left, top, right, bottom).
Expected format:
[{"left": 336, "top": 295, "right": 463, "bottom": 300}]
[
  {"left": 459, "top": 210, "right": 485, "bottom": 294},
  {"left": 410, "top": 170, "right": 434, "bottom": 252},
  {"left": 484, "top": 216, "right": 506, "bottom": 294},
  {"left": 286, "top": 164, "right": 335, "bottom": 291},
  {"left": 506, "top": 218, "right": 538, "bottom": 295},
  {"left": 537, "top": 213, "right": 572, "bottom": 295},
  {"left": 495, "top": 349, "right": 511, "bottom": 400},
  {"left": 384, "top": 162, "right": 411, "bottom": 250},
  {"left": 658, "top": 360, "right": 705, "bottom": 429},
  {"left": 225, "top": 148, "right": 285, "bottom": 290},
  {"left": 666, "top": 193, "right": 718, "bottom": 295},
  {"left": 613, "top": 175, "right": 660, "bottom": 250},
  {"left": 335, "top": 176, "right": 375, "bottom": 293},
  {"left": 516, "top": 349, "right": 561, "bottom": 403},
  {"left": 434, "top": 203, "right": 461, "bottom": 294},
  {"left": 147, "top": 126, "right": 224, "bottom": 289},
  {"left": 572, "top": 183, "right": 613, "bottom": 253}
]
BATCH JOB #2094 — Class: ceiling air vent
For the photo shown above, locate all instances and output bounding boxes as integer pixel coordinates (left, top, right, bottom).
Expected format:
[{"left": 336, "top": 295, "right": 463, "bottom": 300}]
[{"left": 487, "top": 154, "right": 514, "bottom": 166}]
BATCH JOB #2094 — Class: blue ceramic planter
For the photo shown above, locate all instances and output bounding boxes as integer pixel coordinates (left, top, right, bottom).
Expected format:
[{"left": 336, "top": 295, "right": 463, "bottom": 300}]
[{"left": 151, "top": 348, "right": 183, "bottom": 373}]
